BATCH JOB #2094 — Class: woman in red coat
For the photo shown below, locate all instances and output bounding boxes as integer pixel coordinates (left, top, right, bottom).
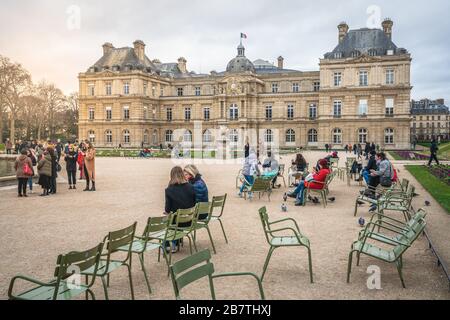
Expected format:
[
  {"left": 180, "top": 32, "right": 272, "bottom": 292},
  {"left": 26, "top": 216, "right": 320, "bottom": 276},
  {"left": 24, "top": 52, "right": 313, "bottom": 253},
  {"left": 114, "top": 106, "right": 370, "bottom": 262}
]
[
  {"left": 77, "top": 146, "right": 85, "bottom": 180},
  {"left": 288, "top": 159, "right": 331, "bottom": 206}
]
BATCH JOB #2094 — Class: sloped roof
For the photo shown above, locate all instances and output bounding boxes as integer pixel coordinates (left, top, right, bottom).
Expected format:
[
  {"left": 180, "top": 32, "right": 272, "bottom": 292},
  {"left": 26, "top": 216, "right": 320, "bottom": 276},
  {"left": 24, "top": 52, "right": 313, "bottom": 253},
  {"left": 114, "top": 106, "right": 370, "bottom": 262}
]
[{"left": 90, "top": 47, "right": 159, "bottom": 72}]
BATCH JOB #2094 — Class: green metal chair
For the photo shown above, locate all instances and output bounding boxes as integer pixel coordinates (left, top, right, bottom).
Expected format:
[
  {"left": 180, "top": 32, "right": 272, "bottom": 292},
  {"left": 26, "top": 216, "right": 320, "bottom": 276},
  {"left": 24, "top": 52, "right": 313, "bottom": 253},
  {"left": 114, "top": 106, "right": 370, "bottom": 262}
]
[
  {"left": 347, "top": 210, "right": 427, "bottom": 288},
  {"left": 378, "top": 185, "right": 416, "bottom": 222},
  {"left": 169, "top": 249, "right": 265, "bottom": 300},
  {"left": 193, "top": 202, "right": 217, "bottom": 254},
  {"left": 303, "top": 173, "right": 332, "bottom": 208},
  {"left": 8, "top": 242, "right": 103, "bottom": 300},
  {"left": 209, "top": 194, "right": 229, "bottom": 244},
  {"left": 258, "top": 207, "right": 313, "bottom": 283},
  {"left": 277, "top": 164, "right": 287, "bottom": 187},
  {"left": 117, "top": 217, "right": 170, "bottom": 297},
  {"left": 243, "top": 176, "right": 272, "bottom": 201},
  {"left": 82, "top": 222, "right": 137, "bottom": 300}
]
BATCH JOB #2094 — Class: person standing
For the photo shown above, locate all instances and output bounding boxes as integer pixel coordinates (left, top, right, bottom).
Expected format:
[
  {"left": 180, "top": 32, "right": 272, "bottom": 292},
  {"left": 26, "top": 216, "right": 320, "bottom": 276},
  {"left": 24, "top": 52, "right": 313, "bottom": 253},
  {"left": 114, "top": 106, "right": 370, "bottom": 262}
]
[
  {"left": 353, "top": 144, "right": 357, "bottom": 155},
  {"left": 77, "top": 144, "right": 86, "bottom": 180},
  {"left": 325, "top": 143, "right": 329, "bottom": 153},
  {"left": 37, "top": 150, "right": 52, "bottom": 196},
  {"left": 48, "top": 147, "right": 58, "bottom": 194},
  {"left": 55, "top": 139, "right": 63, "bottom": 163},
  {"left": 6, "top": 139, "right": 13, "bottom": 155},
  {"left": 428, "top": 139, "right": 440, "bottom": 166},
  {"left": 14, "top": 149, "right": 34, "bottom": 197},
  {"left": 26, "top": 149, "right": 37, "bottom": 194},
  {"left": 65, "top": 146, "right": 78, "bottom": 189},
  {"left": 84, "top": 142, "right": 96, "bottom": 191}
]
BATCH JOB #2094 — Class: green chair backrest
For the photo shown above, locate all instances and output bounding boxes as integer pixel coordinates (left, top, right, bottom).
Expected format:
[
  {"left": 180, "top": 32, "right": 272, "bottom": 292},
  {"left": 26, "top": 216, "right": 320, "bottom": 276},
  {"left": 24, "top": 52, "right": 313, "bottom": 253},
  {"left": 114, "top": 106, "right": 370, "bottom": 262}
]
[
  {"left": 196, "top": 202, "right": 213, "bottom": 223},
  {"left": 401, "top": 178, "right": 410, "bottom": 191},
  {"left": 103, "top": 222, "right": 137, "bottom": 269},
  {"left": 250, "top": 177, "right": 271, "bottom": 192},
  {"left": 145, "top": 216, "right": 168, "bottom": 235},
  {"left": 54, "top": 242, "right": 104, "bottom": 299},
  {"left": 278, "top": 164, "right": 285, "bottom": 176},
  {"left": 258, "top": 207, "right": 272, "bottom": 245},
  {"left": 168, "top": 206, "right": 198, "bottom": 233},
  {"left": 169, "top": 249, "right": 215, "bottom": 300},
  {"left": 211, "top": 194, "right": 227, "bottom": 218}
]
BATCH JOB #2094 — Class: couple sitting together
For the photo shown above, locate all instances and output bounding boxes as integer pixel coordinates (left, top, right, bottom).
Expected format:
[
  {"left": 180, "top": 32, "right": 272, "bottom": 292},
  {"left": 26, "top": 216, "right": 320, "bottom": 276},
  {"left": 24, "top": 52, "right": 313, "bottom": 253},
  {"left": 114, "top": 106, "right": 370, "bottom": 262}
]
[{"left": 287, "top": 159, "right": 331, "bottom": 206}]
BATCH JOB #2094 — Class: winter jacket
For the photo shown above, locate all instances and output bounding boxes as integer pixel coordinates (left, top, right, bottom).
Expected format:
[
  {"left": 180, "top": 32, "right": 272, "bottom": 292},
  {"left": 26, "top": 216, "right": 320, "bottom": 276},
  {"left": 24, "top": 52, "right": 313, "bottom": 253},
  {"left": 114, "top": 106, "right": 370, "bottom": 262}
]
[
  {"left": 242, "top": 152, "right": 260, "bottom": 176},
  {"left": 190, "top": 174, "right": 209, "bottom": 203},
  {"left": 374, "top": 159, "right": 394, "bottom": 179},
  {"left": 37, "top": 154, "right": 52, "bottom": 177},
  {"left": 430, "top": 142, "right": 439, "bottom": 155},
  {"left": 14, "top": 155, "right": 33, "bottom": 178},
  {"left": 305, "top": 168, "right": 330, "bottom": 190},
  {"left": 64, "top": 151, "right": 78, "bottom": 172},
  {"left": 85, "top": 148, "right": 96, "bottom": 180},
  {"left": 165, "top": 183, "right": 196, "bottom": 214},
  {"left": 364, "top": 156, "right": 377, "bottom": 172}
]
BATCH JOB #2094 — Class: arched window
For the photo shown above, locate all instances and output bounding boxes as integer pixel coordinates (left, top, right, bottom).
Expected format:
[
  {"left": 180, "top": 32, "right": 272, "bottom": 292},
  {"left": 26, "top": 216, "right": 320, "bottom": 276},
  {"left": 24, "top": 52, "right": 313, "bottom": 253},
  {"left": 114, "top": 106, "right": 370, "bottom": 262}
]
[
  {"left": 152, "top": 130, "right": 158, "bottom": 145},
  {"left": 105, "top": 130, "right": 112, "bottom": 143},
  {"left": 385, "top": 128, "right": 394, "bottom": 144},
  {"left": 143, "top": 130, "right": 149, "bottom": 144},
  {"left": 88, "top": 130, "right": 95, "bottom": 143},
  {"left": 332, "top": 128, "right": 342, "bottom": 144},
  {"left": 286, "top": 129, "right": 296, "bottom": 143},
  {"left": 229, "top": 129, "right": 238, "bottom": 143},
  {"left": 203, "top": 129, "right": 212, "bottom": 143},
  {"left": 183, "top": 130, "right": 192, "bottom": 142},
  {"left": 123, "top": 130, "right": 130, "bottom": 144},
  {"left": 358, "top": 128, "right": 368, "bottom": 144},
  {"left": 165, "top": 130, "right": 173, "bottom": 142},
  {"left": 308, "top": 129, "right": 318, "bottom": 143},
  {"left": 309, "top": 104, "right": 317, "bottom": 119},
  {"left": 264, "top": 129, "right": 273, "bottom": 143}
]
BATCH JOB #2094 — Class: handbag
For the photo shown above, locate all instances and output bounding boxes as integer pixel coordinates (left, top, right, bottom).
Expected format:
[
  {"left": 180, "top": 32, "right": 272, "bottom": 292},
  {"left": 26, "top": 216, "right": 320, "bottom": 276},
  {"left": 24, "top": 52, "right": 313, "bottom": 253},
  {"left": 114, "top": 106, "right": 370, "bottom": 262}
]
[{"left": 23, "top": 163, "right": 33, "bottom": 176}]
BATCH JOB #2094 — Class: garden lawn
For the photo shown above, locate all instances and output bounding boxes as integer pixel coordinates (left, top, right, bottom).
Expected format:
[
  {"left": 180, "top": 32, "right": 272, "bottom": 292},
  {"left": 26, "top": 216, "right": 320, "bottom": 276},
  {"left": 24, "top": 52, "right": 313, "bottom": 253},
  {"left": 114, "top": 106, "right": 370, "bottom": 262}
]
[{"left": 405, "top": 165, "right": 450, "bottom": 214}]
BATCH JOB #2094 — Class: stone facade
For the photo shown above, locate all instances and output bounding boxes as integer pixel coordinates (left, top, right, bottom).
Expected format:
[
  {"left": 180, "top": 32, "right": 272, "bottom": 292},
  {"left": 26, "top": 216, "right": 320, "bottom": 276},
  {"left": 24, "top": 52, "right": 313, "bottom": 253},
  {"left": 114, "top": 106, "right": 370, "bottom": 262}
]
[
  {"left": 411, "top": 99, "right": 449, "bottom": 141},
  {"left": 78, "top": 19, "right": 412, "bottom": 150}
]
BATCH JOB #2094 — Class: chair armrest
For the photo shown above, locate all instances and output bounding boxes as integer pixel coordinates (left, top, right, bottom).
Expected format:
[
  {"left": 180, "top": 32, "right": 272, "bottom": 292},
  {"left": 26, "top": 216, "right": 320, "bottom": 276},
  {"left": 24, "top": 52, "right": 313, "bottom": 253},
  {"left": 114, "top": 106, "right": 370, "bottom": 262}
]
[
  {"left": 267, "top": 227, "right": 302, "bottom": 243},
  {"left": 363, "top": 223, "right": 411, "bottom": 247},
  {"left": 211, "top": 272, "right": 265, "bottom": 300},
  {"left": 8, "top": 275, "right": 56, "bottom": 300},
  {"left": 269, "top": 218, "right": 301, "bottom": 233}
]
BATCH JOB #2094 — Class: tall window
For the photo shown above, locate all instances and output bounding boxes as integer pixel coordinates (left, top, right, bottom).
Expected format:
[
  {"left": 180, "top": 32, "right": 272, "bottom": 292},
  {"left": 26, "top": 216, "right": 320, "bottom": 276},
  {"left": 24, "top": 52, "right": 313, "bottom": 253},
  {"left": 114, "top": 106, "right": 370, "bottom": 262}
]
[
  {"left": 143, "top": 82, "right": 148, "bottom": 96},
  {"left": 177, "top": 87, "right": 184, "bottom": 96},
  {"left": 287, "top": 104, "right": 294, "bottom": 120},
  {"left": 334, "top": 72, "right": 342, "bottom": 87},
  {"left": 386, "top": 69, "right": 395, "bottom": 85},
  {"left": 229, "top": 104, "right": 239, "bottom": 120},
  {"left": 88, "top": 107, "right": 95, "bottom": 120},
  {"left": 88, "top": 130, "right": 95, "bottom": 143},
  {"left": 123, "top": 106, "right": 130, "bottom": 120},
  {"left": 359, "top": 71, "right": 368, "bottom": 86},
  {"left": 313, "top": 81, "right": 320, "bottom": 92},
  {"left": 385, "top": 128, "right": 394, "bottom": 144},
  {"left": 183, "top": 130, "right": 192, "bottom": 142},
  {"left": 105, "top": 130, "right": 112, "bottom": 143},
  {"left": 229, "top": 129, "right": 238, "bottom": 143},
  {"left": 160, "top": 86, "right": 164, "bottom": 97},
  {"left": 272, "top": 83, "right": 278, "bottom": 93},
  {"left": 165, "top": 130, "right": 173, "bottom": 142},
  {"left": 88, "top": 83, "right": 95, "bottom": 96},
  {"left": 204, "top": 107, "right": 210, "bottom": 121},
  {"left": 333, "top": 100, "right": 342, "bottom": 118},
  {"left": 152, "top": 130, "right": 158, "bottom": 145},
  {"left": 143, "top": 105, "right": 148, "bottom": 119},
  {"left": 184, "top": 107, "right": 191, "bottom": 121},
  {"left": 264, "top": 129, "right": 273, "bottom": 143},
  {"left": 143, "top": 130, "right": 149, "bottom": 144},
  {"left": 358, "top": 128, "right": 368, "bottom": 144},
  {"left": 385, "top": 98, "right": 394, "bottom": 116},
  {"left": 358, "top": 99, "right": 368, "bottom": 116},
  {"left": 309, "top": 104, "right": 317, "bottom": 119},
  {"left": 123, "top": 130, "right": 130, "bottom": 144},
  {"left": 332, "top": 128, "right": 342, "bottom": 144},
  {"left": 292, "top": 83, "right": 299, "bottom": 93},
  {"left": 265, "top": 105, "right": 272, "bottom": 120},
  {"left": 105, "top": 82, "right": 112, "bottom": 96},
  {"left": 123, "top": 81, "right": 130, "bottom": 95},
  {"left": 286, "top": 129, "right": 295, "bottom": 143},
  {"left": 308, "top": 129, "right": 318, "bottom": 143},
  {"left": 105, "top": 106, "right": 112, "bottom": 120},
  {"left": 151, "top": 83, "right": 156, "bottom": 97},
  {"left": 203, "top": 130, "right": 212, "bottom": 143},
  {"left": 195, "top": 87, "right": 201, "bottom": 96},
  {"left": 166, "top": 107, "right": 173, "bottom": 121}
]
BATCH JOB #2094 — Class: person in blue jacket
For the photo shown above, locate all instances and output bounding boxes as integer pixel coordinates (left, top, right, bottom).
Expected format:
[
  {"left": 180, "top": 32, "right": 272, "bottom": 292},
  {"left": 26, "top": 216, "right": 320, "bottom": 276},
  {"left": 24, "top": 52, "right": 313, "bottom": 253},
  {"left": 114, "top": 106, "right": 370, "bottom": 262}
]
[{"left": 184, "top": 164, "right": 209, "bottom": 220}]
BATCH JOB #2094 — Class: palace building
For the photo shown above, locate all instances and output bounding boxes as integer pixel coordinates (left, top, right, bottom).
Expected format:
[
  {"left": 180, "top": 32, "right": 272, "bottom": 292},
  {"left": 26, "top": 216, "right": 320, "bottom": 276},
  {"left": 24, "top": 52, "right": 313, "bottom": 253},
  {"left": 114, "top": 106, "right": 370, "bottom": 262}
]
[{"left": 78, "top": 19, "right": 412, "bottom": 150}]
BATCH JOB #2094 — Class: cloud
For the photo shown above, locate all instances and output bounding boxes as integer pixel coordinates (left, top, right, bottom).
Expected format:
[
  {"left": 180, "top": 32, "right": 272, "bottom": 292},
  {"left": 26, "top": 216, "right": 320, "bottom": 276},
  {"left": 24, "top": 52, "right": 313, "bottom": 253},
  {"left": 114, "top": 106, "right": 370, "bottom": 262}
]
[{"left": 0, "top": 0, "right": 449, "bottom": 103}]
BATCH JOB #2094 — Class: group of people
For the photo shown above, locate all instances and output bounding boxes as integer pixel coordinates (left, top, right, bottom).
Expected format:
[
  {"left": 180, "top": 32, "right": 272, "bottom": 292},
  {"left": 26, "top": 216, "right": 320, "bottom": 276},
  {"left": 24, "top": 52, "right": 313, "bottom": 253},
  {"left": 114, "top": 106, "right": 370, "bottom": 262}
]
[
  {"left": 164, "top": 164, "right": 209, "bottom": 253},
  {"left": 13, "top": 139, "right": 96, "bottom": 197}
]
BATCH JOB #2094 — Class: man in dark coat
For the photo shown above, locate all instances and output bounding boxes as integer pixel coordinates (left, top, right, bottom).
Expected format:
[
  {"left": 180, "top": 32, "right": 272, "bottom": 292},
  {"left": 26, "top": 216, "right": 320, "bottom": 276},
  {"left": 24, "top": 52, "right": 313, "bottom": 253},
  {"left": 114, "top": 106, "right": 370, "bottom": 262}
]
[{"left": 428, "top": 139, "right": 440, "bottom": 166}]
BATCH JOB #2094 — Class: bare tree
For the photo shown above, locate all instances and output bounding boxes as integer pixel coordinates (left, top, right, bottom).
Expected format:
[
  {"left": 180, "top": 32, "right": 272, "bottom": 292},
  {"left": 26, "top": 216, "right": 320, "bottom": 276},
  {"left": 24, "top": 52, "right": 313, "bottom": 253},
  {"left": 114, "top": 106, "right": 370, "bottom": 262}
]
[
  {"left": 38, "top": 81, "right": 65, "bottom": 139},
  {"left": 19, "top": 85, "right": 44, "bottom": 139}
]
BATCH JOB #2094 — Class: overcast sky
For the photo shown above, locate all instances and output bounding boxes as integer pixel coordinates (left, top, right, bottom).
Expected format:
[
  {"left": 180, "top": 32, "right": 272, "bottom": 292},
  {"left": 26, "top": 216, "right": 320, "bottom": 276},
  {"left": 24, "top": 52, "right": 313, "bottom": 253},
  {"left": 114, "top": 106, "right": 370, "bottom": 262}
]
[{"left": 1, "top": 0, "right": 449, "bottom": 103}]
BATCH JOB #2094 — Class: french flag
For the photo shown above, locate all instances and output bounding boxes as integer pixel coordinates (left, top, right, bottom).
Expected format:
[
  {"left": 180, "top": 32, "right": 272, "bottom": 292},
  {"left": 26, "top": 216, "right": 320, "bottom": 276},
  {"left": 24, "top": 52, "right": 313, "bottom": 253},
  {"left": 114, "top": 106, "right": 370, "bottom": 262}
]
[{"left": 240, "top": 33, "right": 247, "bottom": 39}]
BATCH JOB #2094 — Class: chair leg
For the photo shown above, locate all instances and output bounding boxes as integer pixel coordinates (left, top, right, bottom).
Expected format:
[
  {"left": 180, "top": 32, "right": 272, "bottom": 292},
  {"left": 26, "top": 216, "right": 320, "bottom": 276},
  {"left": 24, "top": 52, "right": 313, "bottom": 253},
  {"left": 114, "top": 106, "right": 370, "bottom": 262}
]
[
  {"left": 261, "top": 246, "right": 276, "bottom": 282},
  {"left": 126, "top": 263, "right": 135, "bottom": 300},
  {"left": 217, "top": 219, "right": 229, "bottom": 244},
  {"left": 86, "top": 289, "right": 96, "bottom": 300},
  {"left": 354, "top": 199, "right": 359, "bottom": 217},
  {"left": 107, "top": 273, "right": 110, "bottom": 287},
  {"left": 205, "top": 226, "right": 217, "bottom": 254},
  {"left": 190, "top": 234, "right": 198, "bottom": 253},
  {"left": 396, "top": 258, "right": 406, "bottom": 288},
  {"left": 347, "top": 250, "right": 354, "bottom": 283},
  {"left": 101, "top": 276, "right": 109, "bottom": 300},
  {"left": 306, "top": 246, "right": 313, "bottom": 283},
  {"left": 139, "top": 253, "right": 152, "bottom": 295},
  {"left": 85, "top": 275, "right": 89, "bottom": 300},
  {"left": 322, "top": 192, "right": 327, "bottom": 208},
  {"left": 356, "top": 251, "right": 361, "bottom": 266}
]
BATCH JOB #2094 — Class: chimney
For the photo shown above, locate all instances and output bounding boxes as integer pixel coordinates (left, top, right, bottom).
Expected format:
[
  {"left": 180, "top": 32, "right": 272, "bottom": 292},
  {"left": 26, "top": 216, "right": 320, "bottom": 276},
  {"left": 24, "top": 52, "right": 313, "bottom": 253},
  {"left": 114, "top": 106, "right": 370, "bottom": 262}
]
[
  {"left": 102, "top": 42, "right": 114, "bottom": 55},
  {"left": 338, "top": 22, "right": 349, "bottom": 43},
  {"left": 382, "top": 18, "right": 393, "bottom": 40},
  {"left": 133, "top": 40, "right": 146, "bottom": 61},
  {"left": 277, "top": 56, "right": 284, "bottom": 69},
  {"left": 178, "top": 57, "right": 187, "bottom": 73}
]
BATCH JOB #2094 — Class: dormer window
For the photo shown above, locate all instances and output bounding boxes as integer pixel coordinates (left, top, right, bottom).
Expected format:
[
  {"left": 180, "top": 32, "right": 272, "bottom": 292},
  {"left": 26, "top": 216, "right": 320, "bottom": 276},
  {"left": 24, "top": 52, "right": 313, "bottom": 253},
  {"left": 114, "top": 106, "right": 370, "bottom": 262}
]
[
  {"left": 334, "top": 52, "right": 342, "bottom": 59},
  {"left": 387, "top": 49, "right": 394, "bottom": 56},
  {"left": 351, "top": 50, "right": 361, "bottom": 58},
  {"left": 368, "top": 49, "right": 377, "bottom": 56}
]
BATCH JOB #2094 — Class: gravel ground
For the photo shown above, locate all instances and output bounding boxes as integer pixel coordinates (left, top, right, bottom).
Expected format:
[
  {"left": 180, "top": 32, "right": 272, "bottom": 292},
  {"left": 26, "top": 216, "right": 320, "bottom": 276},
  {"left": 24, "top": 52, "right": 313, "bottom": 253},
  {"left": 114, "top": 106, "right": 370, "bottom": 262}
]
[{"left": 0, "top": 151, "right": 449, "bottom": 300}]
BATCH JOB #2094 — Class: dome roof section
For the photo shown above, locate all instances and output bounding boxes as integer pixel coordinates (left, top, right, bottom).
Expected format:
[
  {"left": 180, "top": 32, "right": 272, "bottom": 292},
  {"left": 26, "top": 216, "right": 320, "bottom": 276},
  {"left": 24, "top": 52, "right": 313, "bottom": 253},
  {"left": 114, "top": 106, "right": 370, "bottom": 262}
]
[{"left": 226, "top": 43, "right": 255, "bottom": 73}]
